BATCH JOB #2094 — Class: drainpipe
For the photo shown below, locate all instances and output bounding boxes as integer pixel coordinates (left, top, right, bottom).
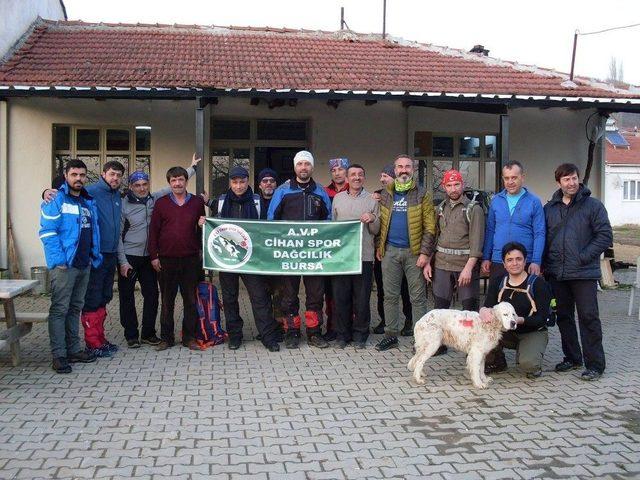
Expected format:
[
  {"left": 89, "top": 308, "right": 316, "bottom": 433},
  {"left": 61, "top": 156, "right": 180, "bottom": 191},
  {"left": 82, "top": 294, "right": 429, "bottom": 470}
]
[{"left": 0, "top": 100, "right": 8, "bottom": 270}]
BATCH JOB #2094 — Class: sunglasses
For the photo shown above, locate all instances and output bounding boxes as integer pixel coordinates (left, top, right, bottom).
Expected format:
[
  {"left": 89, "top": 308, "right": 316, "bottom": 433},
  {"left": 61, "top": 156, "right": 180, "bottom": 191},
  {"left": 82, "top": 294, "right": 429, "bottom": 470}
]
[{"left": 260, "top": 178, "right": 277, "bottom": 183}]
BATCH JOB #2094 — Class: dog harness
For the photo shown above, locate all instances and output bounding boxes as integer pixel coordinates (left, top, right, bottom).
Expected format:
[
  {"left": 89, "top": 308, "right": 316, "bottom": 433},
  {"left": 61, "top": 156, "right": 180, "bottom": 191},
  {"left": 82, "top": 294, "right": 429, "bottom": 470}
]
[{"left": 497, "top": 275, "right": 538, "bottom": 317}]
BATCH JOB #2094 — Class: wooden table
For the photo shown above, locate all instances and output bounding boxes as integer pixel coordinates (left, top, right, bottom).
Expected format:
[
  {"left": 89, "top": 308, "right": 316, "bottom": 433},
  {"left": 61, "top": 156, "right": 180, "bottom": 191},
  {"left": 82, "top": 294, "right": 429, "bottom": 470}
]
[{"left": 0, "top": 279, "right": 39, "bottom": 366}]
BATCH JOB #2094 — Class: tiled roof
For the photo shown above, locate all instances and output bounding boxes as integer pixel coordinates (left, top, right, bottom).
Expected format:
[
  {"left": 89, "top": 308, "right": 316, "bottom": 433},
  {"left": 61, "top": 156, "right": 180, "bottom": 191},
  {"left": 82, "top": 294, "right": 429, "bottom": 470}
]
[
  {"left": 1, "top": 20, "right": 639, "bottom": 100},
  {"left": 606, "top": 132, "right": 640, "bottom": 165}
]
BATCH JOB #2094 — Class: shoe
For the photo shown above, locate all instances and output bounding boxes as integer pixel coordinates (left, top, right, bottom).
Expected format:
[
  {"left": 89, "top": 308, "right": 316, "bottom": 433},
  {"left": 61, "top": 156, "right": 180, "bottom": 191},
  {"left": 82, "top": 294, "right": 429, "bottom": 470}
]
[
  {"left": 484, "top": 361, "right": 507, "bottom": 375},
  {"left": 555, "top": 360, "right": 582, "bottom": 372},
  {"left": 400, "top": 320, "right": 413, "bottom": 337},
  {"left": 375, "top": 336, "right": 398, "bottom": 351},
  {"left": 335, "top": 339, "right": 348, "bottom": 349},
  {"left": 103, "top": 342, "right": 119, "bottom": 353},
  {"left": 67, "top": 350, "right": 97, "bottom": 363},
  {"left": 433, "top": 345, "right": 448, "bottom": 357},
  {"left": 372, "top": 320, "right": 385, "bottom": 334},
  {"left": 184, "top": 340, "right": 202, "bottom": 351},
  {"left": 127, "top": 339, "right": 141, "bottom": 349},
  {"left": 52, "top": 357, "right": 72, "bottom": 374},
  {"left": 155, "top": 341, "right": 174, "bottom": 351},
  {"left": 228, "top": 337, "right": 242, "bottom": 350},
  {"left": 285, "top": 331, "right": 301, "bottom": 349},
  {"left": 580, "top": 369, "right": 602, "bottom": 381},
  {"left": 140, "top": 335, "right": 162, "bottom": 346},
  {"left": 265, "top": 342, "right": 280, "bottom": 352},
  {"left": 322, "top": 330, "right": 337, "bottom": 342},
  {"left": 89, "top": 346, "right": 113, "bottom": 358},
  {"left": 354, "top": 341, "right": 367, "bottom": 350},
  {"left": 526, "top": 369, "right": 542, "bottom": 379},
  {"left": 308, "top": 334, "right": 329, "bottom": 349}
]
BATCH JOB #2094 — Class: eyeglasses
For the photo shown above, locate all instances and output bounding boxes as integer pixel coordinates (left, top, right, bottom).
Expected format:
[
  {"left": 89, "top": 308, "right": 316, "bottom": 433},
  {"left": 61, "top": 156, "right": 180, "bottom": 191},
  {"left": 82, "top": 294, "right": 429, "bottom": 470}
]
[{"left": 260, "top": 178, "right": 277, "bottom": 183}]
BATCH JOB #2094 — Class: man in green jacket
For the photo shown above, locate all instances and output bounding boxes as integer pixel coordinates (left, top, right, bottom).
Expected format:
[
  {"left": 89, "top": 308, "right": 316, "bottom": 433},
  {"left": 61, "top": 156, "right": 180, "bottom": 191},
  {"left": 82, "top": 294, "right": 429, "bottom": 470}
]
[{"left": 375, "top": 155, "right": 436, "bottom": 351}]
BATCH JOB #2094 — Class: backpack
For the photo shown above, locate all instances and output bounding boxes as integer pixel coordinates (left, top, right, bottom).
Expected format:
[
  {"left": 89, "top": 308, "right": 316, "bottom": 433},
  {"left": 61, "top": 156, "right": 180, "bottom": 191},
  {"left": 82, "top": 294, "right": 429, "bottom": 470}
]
[
  {"left": 497, "top": 274, "right": 556, "bottom": 328},
  {"left": 436, "top": 189, "right": 490, "bottom": 225},
  {"left": 195, "top": 281, "right": 227, "bottom": 348}
]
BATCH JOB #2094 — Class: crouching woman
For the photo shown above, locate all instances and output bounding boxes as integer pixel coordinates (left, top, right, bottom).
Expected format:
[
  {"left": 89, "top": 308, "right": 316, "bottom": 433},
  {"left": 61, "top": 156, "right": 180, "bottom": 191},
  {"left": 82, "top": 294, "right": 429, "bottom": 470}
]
[{"left": 483, "top": 241, "right": 552, "bottom": 379}]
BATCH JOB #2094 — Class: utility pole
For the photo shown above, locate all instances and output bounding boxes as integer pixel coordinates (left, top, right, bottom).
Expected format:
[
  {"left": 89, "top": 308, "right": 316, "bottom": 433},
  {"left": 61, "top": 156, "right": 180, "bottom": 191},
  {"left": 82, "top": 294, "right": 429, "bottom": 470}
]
[{"left": 382, "top": 0, "right": 387, "bottom": 39}]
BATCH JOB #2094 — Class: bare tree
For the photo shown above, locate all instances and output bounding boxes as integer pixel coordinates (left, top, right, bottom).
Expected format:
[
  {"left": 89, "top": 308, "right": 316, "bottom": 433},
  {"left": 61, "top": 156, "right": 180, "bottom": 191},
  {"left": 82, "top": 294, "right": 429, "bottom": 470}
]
[{"left": 608, "top": 57, "right": 625, "bottom": 84}]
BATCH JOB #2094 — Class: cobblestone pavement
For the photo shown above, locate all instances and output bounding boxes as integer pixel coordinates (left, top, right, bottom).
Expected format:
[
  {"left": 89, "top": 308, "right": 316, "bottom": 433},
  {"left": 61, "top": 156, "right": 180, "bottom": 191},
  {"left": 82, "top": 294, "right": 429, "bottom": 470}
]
[{"left": 1, "top": 275, "right": 639, "bottom": 479}]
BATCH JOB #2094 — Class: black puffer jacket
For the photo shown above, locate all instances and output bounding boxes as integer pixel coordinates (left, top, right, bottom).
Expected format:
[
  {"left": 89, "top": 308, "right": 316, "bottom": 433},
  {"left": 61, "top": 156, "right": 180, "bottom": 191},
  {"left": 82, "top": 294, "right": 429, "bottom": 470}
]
[{"left": 543, "top": 185, "right": 612, "bottom": 280}]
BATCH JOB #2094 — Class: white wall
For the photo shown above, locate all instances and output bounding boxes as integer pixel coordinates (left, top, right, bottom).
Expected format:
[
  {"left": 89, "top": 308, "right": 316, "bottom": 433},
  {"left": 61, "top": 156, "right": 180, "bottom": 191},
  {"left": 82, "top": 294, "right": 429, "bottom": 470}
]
[
  {"left": 0, "top": 0, "right": 65, "bottom": 58},
  {"left": 5, "top": 96, "right": 598, "bottom": 273},
  {"left": 604, "top": 164, "right": 640, "bottom": 226}
]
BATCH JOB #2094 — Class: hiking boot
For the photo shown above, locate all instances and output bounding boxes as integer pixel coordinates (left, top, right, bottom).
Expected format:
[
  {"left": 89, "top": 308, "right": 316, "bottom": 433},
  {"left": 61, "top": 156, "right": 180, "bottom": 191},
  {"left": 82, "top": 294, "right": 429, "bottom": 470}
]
[
  {"left": 285, "top": 331, "right": 301, "bottom": 349},
  {"left": 484, "top": 360, "right": 507, "bottom": 374},
  {"left": 265, "top": 342, "right": 280, "bottom": 352},
  {"left": 526, "top": 369, "right": 542, "bottom": 379},
  {"left": 308, "top": 334, "right": 329, "bottom": 349},
  {"left": 334, "top": 339, "right": 348, "bottom": 349},
  {"left": 67, "top": 350, "right": 97, "bottom": 363},
  {"left": 155, "top": 340, "right": 174, "bottom": 351},
  {"left": 184, "top": 340, "right": 202, "bottom": 351},
  {"left": 372, "top": 320, "right": 385, "bottom": 334},
  {"left": 89, "top": 346, "right": 113, "bottom": 358},
  {"left": 354, "top": 340, "right": 367, "bottom": 350},
  {"left": 141, "top": 335, "right": 162, "bottom": 346},
  {"left": 103, "top": 342, "right": 119, "bottom": 353},
  {"left": 555, "top": 360, "right": 582, "bottom": 372},
  {"left": 52, "top": 357, "right": 72, "bottom": 374},
  {"left": 322, "top": 330, "right": 337, "bottom": 342},
  {"left": 433, "top": 345, "right": 448, "bottom": 357},
  {"left": 228, "top": 337, "right": 242, "bottom": 350},
  {"left": 127, "top": 339, "right": 141, "bottom": 349},
  {"left": 580, "top": 369, "right": 602, "bottom": 381},
  {"left": 400, "top": 319, "right": 413, "bottom": 337},
  {"left": 375, "top": 336, "right": 398, "bottom": 351}
]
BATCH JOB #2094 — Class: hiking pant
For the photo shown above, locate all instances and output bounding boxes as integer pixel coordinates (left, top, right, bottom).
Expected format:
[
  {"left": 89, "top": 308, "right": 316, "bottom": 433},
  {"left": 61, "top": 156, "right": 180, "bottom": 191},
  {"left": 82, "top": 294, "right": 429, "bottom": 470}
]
[
  {"left": 486, "top": 329, "right": 549, "bottom": 374},
  {"left": 374, "top": 258, "right": 412, "bottom": 324},
  {"left": 158, "top": 255, "right": 200, "bottom": 344},
  {"left": 118, "top": 254, "right": 158, "bottom": 341},
  {"left": 382, "top": 245, "right": 428, "bottom": 336},
  {"left": 219, "top": 271, "right": 280, "bottom": 345},
  {"left": 281, "top": 275, "right": 324, "bottom": 335},
  {"left": 83, "top": 252, "right": 117, "bottom": 312},
  {"left": 332, "top": 262, "right": 374, "bottom": 343},
  {"left": 432, "top": 266, "right": 480, "bottom": 311},
  {"left": 550, "top": 279, "right": 605, "bottom": 373},
  {"left": 48, "top": 266, "right": 90, "bottom": 358}
]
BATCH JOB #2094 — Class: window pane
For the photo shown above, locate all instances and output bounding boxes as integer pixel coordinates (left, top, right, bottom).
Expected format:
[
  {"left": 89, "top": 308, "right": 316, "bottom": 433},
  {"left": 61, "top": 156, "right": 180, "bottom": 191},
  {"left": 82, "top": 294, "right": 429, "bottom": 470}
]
[
  {"left": 459, "top": 136, "right": 481, "bottom": 158},
  {"left": 257, "top": 120, "right": 306, "bottom": 141},
  {"left": 210, "top": 149, "right": 231, "bottom": 197},
  {"left": 484, "top": 161, "right": 497, "bottom": 193},
  {"left": 631, "top": 181, "right": 637, "bottom": 201},
  {"left": 414, "top": 131, "right": 432, "bottom": 157},
  {"left": 432, "top": 160, "right": 453, "bottom": 198},
  {"left": 212, "top": 120, "right": 250, "bottom": 140},
  {"left": 76, "top": 129, "right": 100, "bottom": 151},
  {"left": 54, "top": 126, "right": 70, "bottom": 151},
  {"left": 77, "top": 155, "right": 101, "bottom": 184},
  {"left": 135, "top": 155, "right": 151, "bottom": 176},
  {"left": 624, "top": 181, "right": 629, "bottom": 200},
  {"left": 233, "top": 148, "right": 251, "bottom": 172},
  {"left": 460, "top": 160, "right": 480, "bottom": 189},
  {"left": 135, "top": 126, "right": 151, "bottom": 151},
  {"left": 106, "top": 129, "right": 130, "bottom": 151},
  {"left": 485, "top": 135, "right": 497, "bottom": 159},
  {"left": 53, "top": 154, "right": 71, "bottom": 181},
  {"left": 432, "top": 137, "right": 453, "bottom": 157}
]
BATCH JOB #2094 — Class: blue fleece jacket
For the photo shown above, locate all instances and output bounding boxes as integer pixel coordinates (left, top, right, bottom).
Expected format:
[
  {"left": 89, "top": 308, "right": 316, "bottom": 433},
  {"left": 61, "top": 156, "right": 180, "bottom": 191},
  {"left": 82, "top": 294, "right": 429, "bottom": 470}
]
[
  {"left": 39, "top": 183, "right": 102, "bottom": 269},
  {"left": 482, "top": 187, "right": 546, "bottom": 265},
  {"left": 86, "top": 178, "right": 122, "bottom": 253}
]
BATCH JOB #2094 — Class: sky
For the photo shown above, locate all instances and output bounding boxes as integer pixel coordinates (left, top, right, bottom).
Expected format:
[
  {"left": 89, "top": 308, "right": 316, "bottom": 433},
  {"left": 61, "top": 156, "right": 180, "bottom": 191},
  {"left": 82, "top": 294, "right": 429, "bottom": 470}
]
[{"left": 63, "top": 0, "right": 640, "bottom": 86}]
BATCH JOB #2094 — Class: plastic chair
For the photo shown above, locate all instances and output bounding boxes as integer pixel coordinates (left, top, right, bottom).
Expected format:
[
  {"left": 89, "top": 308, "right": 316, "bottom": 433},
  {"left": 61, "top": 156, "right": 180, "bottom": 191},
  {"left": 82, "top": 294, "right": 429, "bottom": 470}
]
[{"left": 628, "top": 256, "right": 640, "bottom": 319}]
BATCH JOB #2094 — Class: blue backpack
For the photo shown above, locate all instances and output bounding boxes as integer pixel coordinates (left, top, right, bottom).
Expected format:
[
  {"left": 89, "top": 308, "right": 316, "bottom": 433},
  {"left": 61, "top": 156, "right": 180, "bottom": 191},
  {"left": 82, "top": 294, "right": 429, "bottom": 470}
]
[{"left": 195, "top": 281, "right": 227, "bottom": 348}]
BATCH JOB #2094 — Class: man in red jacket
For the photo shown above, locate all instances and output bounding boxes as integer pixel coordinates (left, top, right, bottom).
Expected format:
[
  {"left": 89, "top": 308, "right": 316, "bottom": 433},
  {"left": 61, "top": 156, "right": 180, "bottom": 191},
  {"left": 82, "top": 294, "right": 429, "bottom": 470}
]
[{"left": 148, "top": 166, "right": 205, "bottom": 351}]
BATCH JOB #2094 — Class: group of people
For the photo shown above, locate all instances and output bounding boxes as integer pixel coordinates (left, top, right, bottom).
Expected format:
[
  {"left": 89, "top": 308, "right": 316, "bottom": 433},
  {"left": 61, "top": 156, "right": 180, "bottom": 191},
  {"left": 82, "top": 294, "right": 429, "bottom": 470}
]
[{"left": 39, "top": 150, "right": 612, "bottom": 384}]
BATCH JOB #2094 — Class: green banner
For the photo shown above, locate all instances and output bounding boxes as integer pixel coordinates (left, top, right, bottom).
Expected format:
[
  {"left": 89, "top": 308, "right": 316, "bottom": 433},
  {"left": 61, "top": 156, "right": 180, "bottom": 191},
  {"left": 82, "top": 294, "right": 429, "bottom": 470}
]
[{"left": 202, "top": 219, "right": 362, "bottom": 275}]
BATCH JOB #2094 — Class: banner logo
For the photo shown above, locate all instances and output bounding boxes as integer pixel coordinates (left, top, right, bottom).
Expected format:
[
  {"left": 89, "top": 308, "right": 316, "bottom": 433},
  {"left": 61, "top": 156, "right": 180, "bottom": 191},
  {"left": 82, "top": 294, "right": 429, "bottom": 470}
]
[{"left": 206, "top": 223, "right": 252, "bottom": 269}]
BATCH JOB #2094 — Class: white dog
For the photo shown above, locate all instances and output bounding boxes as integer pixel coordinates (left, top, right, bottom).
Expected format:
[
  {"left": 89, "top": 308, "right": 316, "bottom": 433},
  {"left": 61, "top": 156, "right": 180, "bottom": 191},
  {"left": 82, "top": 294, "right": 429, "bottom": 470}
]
[{"left": 407, "top": 302, "right": 518, "bottom": 389}]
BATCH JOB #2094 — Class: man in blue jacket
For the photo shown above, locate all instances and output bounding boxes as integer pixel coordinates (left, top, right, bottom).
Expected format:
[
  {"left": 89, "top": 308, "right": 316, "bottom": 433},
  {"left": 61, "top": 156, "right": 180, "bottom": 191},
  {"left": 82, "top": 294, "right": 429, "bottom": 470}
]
[
  {"left": 40, "top": 159, "right": 102, "bottom": 373},
  {"left": 481, "top": 160, "right": 545, "bottom": 278},
  {"left": 45, "top": 160, "right": 125, "bottom": 356}
]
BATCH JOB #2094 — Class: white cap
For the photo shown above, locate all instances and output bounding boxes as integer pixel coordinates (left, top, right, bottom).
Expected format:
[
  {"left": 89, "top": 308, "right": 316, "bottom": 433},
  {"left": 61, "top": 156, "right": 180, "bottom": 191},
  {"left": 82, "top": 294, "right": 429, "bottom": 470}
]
[{"left": 293, "top": 150, "right": 314, "bottom": 167}]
